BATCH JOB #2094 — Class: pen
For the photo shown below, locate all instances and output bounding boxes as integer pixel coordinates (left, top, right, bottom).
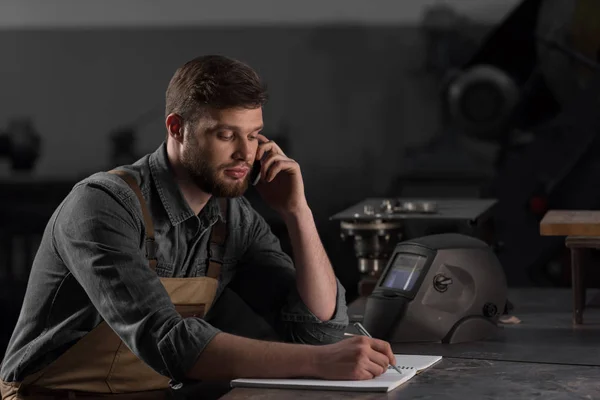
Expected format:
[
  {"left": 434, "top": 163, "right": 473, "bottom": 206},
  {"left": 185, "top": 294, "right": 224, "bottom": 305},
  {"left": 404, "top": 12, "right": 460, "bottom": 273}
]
[{"left": 353, "top": 322, "right": 403, "bottom": 375}]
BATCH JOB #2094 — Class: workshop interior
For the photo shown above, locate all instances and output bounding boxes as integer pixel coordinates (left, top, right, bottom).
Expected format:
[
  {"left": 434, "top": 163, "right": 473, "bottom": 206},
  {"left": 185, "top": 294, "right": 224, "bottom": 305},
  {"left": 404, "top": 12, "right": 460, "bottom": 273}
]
[{"left": 1, "top": 0, "right": 600, "bottom": 396}]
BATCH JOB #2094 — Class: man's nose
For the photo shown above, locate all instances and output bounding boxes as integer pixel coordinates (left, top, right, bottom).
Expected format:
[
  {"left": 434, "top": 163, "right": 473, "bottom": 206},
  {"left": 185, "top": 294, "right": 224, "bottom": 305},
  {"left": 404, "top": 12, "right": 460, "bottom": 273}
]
[{"left": 234, "top": 139, "right": 254, "bottom": 161}]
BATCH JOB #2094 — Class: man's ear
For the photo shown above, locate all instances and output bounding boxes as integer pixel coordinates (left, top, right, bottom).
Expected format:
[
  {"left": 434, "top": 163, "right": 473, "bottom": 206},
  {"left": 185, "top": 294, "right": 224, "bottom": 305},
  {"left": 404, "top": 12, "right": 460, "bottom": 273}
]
[{"left": 166, "top": 113, "right": 184, "bottom": 142}]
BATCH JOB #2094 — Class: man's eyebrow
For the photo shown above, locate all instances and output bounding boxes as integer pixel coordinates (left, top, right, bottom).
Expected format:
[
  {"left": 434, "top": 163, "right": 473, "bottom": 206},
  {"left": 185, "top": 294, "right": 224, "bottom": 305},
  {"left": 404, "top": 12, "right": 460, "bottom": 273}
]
[{"left": 209, "top": 124, "right": 264, "bottom": 133}]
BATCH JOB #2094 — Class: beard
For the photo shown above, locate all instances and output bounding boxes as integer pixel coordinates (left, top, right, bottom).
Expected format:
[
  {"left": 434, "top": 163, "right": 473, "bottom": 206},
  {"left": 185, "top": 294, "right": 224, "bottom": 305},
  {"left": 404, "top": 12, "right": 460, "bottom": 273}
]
[{"left": 181, "top": 138, "right": 252, "bottom": 198}]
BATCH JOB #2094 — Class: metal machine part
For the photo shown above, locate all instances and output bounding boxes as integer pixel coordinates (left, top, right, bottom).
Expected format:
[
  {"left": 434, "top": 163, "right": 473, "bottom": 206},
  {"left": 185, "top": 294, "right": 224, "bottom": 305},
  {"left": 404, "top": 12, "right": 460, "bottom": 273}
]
[
  {"left": 447, "top": 64, "right": 520, "bottom": 142},
  {"left": 381, "top": 199, "right": 438, "bottom": 214},
  {"left": 340, "top": 220, "right": 404, "bottom": 277},
  {"left": 332, "top": 198, "right": 497, "bottom": 290},
  {"left": 331, "top": 198, "right": 496, "bottom": 223},
  {"left": 358, "top": 200, "right": 437, "bottom": 217},
  {"left": 338, "top": 200, "right": 440, "bottom": 276},
  {"left": 362, "top": 233, "right": 507, "bottom": 344}
]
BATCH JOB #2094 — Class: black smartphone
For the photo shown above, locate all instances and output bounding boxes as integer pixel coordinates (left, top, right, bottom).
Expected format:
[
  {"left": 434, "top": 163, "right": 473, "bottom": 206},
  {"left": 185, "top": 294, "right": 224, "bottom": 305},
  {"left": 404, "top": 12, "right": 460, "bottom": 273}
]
[
  {"left": 250, "top": 150, "right": 271, "bottom": 186},
  {"left": 250, "top": 160, "right": 261, "bottom": 186}
]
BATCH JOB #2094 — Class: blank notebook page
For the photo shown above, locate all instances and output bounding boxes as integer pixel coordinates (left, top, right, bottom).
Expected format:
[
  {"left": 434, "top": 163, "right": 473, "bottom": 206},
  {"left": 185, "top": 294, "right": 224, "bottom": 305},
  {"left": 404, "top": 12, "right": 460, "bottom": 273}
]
[
  {"left": 231, "top": 368, "right": 417, "bottom": 393},
  {"left": 230, "top": 354, "right": 442, "bottom": 392}
]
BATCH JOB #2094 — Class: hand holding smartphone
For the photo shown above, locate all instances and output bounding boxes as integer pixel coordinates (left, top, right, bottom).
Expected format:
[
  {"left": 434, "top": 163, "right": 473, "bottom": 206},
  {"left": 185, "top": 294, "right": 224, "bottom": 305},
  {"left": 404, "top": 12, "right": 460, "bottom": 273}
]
[
  {"left": 250, "top": 150, "right": 270, "bottom": 186},
  {"left": 250, "top": 159, "right": 261, "bottom": 186}
]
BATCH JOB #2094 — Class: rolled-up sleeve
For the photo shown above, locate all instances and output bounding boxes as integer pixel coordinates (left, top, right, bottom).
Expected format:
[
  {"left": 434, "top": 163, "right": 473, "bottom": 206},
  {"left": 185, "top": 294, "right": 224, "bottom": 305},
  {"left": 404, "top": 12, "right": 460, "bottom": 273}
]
[
  {"left": 52, "top": 182, "right": 219, "bottom": 381},
  {"left": 281, "top": 278, "right": 349, "bottom": 344},
  {"left": 235, "top": 204, "right": 349, "bottom": 345}
]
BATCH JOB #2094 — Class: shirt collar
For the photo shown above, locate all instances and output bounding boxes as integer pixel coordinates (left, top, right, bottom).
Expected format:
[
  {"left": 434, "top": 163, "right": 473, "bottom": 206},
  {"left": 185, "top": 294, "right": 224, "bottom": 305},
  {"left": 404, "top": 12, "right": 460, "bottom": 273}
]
[{"left": 149, "top": 142, "right": 222, "bottom": 227}]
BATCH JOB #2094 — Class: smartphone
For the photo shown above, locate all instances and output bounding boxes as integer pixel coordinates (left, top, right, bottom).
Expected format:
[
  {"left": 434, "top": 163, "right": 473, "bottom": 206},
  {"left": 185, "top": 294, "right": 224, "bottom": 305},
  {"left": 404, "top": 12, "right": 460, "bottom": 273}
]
[
  {"left": 250, "top": 150, "right": 271, "bottom": 186},
  {"left": 250, "top": 160, "right": 261, "bottom": 186}
]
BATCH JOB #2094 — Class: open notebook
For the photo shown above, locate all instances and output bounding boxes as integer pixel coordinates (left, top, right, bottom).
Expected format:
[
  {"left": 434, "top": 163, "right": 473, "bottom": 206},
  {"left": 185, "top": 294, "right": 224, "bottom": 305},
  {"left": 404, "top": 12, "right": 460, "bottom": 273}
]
[{"left": 230, "top": 354, "right": 442, "bottom": 393}]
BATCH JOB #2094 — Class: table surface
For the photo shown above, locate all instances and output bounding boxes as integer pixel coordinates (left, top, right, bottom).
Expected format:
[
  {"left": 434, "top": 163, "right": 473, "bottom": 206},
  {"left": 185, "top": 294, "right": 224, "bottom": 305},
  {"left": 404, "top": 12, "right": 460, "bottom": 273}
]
[
  {"left": 540, "top": 209, "right": 600, "bottom": 236},
  {"left": 31, "top": 289, "right": 596, "bottom": 399},
  {"left": 220, "top": 288, "right": 600, "bottom": 400},
  {"left": 329, "top": 198, "right": 497, "bottom": 222}
]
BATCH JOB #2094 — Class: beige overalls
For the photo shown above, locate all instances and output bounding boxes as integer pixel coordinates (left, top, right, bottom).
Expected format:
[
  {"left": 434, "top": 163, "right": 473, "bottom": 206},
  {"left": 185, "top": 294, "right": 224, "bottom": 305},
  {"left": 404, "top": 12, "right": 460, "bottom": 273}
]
[{"left": 1, "top": 170, "right": 227, "bottom": 399}]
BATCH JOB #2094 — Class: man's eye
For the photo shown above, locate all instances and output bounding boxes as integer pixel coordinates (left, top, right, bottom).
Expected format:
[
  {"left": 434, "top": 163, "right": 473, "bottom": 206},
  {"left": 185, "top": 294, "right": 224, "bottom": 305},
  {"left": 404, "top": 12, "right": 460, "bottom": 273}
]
[
  {"left": 248, "top": 135, "right": 258, "bottom": 141},
  {"left": 218, "top": 134, "right": 233, "bottom": 140}
]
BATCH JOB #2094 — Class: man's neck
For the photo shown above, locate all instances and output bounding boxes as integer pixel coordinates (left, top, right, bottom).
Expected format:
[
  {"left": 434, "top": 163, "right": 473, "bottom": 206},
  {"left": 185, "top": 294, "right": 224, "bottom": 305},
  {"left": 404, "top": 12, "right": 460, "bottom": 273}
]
[{"left": 166, "top": 143, "right": 211, "bottom": 216}]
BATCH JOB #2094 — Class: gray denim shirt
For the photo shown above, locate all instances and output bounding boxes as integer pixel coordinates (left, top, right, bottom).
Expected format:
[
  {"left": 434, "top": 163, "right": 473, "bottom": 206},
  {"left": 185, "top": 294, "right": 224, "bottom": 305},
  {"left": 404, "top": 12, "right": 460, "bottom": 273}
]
[{"left": 0, "top": 143, "right": 349, "bottom": 383}]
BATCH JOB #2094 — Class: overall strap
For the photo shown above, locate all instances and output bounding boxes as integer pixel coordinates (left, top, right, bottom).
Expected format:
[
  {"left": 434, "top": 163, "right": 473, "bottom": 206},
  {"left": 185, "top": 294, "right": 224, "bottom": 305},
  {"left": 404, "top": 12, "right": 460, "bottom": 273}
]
[
  {"left": 108, "top": 169, "right": 158, "bottom": 271},
  {"left": 206, "top": 198, "right": 228, "bottom": 279}
]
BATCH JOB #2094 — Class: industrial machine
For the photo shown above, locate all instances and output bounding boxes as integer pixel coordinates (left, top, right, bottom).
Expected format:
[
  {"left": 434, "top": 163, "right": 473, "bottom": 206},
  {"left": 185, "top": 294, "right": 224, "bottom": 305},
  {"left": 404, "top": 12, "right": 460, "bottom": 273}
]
[
  {"left": 362, "top": 233, "right": 507, "bottom": 344},
  {"left": 449, "top": 0, "right": 600, "bottom": 286},
  {"left": 386, "top": 0, "right": 600, "bottom": 287},
  {"left": 331, "top": 198, "right": 497, "bottom": 296}
]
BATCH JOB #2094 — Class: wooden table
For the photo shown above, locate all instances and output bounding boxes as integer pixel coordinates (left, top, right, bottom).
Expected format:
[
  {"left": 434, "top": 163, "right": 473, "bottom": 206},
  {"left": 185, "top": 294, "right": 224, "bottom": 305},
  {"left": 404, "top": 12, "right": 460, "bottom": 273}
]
[{"left": 539, "top": 210, "right": 600, "bottom": 324}]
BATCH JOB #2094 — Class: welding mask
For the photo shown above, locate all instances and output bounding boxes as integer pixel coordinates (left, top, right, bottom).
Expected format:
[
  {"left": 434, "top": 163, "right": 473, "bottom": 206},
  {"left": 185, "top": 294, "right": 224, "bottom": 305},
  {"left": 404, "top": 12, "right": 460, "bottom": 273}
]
[{"left": 362, "top": 233, "right": 507, "bottom": 344}]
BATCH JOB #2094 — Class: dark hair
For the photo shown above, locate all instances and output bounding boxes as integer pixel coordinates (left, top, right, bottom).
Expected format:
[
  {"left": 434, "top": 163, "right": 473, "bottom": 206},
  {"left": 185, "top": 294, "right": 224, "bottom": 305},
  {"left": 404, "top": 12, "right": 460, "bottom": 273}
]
[{"left": 165, "top": 55, "right": 268, "bottom": 126}]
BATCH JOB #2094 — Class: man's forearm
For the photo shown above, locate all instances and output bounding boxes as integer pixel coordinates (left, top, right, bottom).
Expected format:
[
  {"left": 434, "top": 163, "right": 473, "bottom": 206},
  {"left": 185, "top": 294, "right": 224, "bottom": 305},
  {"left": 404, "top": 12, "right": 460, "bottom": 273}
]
[
  {"left": 282, "top": 206, "right": 338, "bottom": 321},
  {"left": 186, "top": 332, "right": 316, "bottom": 381}
]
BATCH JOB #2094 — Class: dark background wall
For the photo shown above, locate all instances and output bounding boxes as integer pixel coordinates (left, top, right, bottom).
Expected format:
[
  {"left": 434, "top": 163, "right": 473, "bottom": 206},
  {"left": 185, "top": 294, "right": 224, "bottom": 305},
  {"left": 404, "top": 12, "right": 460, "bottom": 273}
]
[
  {"left": 0, "top": 0, "right": 525, "bottom": 359},
  {"left": 0, "top": 24, "right": 491, "bottom": 213},
  {"left": 0, "top": 23, "right": 496, "bottom": 265}
]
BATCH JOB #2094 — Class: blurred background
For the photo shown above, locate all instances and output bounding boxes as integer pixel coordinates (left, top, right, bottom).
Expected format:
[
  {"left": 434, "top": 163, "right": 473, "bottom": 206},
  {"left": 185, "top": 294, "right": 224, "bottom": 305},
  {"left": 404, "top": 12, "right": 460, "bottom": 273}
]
[{"left": 3, "top": 0, "right": 600, "bottom": 357}]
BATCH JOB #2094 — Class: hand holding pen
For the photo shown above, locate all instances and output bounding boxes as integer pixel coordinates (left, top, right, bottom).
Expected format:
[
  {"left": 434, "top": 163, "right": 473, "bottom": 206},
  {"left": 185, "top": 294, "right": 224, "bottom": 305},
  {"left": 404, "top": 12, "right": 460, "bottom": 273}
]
[
  {"left": 310, "top": 322, "right": 398, "bottom": 380},
  {"left": 354, "top": 322, "right": 403, "bottom": 375}
]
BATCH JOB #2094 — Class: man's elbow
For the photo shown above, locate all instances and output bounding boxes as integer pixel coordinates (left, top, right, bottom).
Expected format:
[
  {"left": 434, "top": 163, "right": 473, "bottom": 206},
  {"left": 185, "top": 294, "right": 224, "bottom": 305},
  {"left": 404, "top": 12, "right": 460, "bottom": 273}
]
[{"left": 311, "top": 303, "right": 337, "bottom": 323}]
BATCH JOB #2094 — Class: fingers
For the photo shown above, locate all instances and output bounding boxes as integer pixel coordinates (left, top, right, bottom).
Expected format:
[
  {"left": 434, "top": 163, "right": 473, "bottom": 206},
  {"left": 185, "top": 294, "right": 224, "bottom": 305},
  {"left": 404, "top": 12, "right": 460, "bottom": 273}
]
[
  {"left": 366, "top": 345, "right": 392, "bottom": 373},
  {"left": 256, "top": 134, "right": 285, "bottom": 161},
  {"left": 361, "top": 359, "right": 387, "bottom": 379},
  {"left": 257, "top": 133, "right": 270, "bottom": 145},
  {"left": 369, "top": 338, "right": 396, "bottom": 367},
  {"left": 257, "top": 141, "right": 284, "bottom": 161},
  {"left": 260, "top": 153, "right": 298, "bottom": 183},
  {"left": 351, "top": 336, "right": 393, "bottom": 379}
]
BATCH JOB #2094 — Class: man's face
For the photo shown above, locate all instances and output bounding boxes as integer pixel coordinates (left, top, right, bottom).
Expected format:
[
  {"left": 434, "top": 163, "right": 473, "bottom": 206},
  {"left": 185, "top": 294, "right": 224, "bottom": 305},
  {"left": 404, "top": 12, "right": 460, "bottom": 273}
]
[{"left": 180, "top": 107, "right": 263, "bottom": 198}]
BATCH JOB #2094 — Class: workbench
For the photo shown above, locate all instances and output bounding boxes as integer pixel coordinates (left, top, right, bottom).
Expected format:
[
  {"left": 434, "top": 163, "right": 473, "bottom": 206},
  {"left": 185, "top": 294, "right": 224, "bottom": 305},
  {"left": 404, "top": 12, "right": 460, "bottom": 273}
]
[
  {"left": 219, "top": 288, "right": 600, "bottom": 400},
  {"left": 8, "top": 289, "right": 596, "bottom": 399}
]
